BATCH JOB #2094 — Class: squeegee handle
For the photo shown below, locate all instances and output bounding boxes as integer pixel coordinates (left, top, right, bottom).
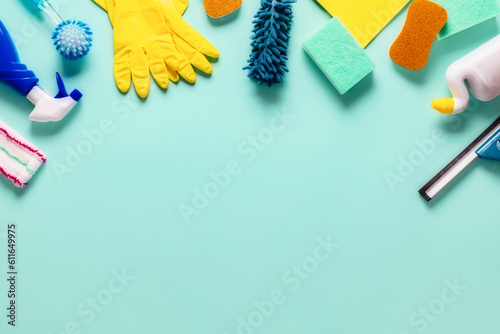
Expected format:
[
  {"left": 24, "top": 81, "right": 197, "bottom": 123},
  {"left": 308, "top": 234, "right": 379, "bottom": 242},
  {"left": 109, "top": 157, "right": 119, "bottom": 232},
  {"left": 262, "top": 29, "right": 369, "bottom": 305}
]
[{"left": 476, "top": 128, "right": 500, "bottom": 161}]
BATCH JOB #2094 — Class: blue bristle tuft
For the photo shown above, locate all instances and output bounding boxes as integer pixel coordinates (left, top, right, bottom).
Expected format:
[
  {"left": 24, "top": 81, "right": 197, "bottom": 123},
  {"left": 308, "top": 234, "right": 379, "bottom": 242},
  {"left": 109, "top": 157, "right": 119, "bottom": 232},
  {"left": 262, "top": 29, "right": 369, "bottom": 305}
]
[
  {"left": 243, "top": 0, "right": 296, "bottom": 86},
  {"left": 52, "top": 20, "right": 93, "bottom": 60}
]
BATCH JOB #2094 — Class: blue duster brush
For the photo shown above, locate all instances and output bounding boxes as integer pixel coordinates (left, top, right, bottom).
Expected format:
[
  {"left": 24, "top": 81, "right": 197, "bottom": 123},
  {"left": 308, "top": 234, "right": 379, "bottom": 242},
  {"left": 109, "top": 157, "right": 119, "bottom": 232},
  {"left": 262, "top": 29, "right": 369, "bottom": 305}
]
[
  {"left": 28, "top": 0, "right": 93, "bottom": 60},
  {"left": 244, "top": 0, "right": 296, "bottom": 86}
]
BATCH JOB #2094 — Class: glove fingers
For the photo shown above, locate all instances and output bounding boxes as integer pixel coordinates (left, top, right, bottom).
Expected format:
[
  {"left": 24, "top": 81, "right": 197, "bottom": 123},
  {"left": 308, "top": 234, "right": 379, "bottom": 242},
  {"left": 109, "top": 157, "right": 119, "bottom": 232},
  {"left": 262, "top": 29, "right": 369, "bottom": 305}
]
[
  {"left": 159, "top": 0, "right": 220, "bottom": 58},
  {"left": 160, "top": 41, "right": 181, "bottom": 73},
  {"left": 130, "top": 48, "right": 151, "bottom": 98},
  {"left": 167, "top": 66, "right": 180, "bottom": 82},
  {"left": 114, "top": 51, "right": 132, "bottom": 94},
  {"left": 176, "top": 58, "right": 197, "bottom": 83},
  {"left": 173, "top": 35, "right": 213, "bottom": 74},
  {"left": 163, "top": 40, "right": 197, "bottom": 83},
  {"left": 158, "top": 37, "right": 191, "bottom": 82},
  {"left": 147, "top": 45, "right": 170, "bottom": 89}
]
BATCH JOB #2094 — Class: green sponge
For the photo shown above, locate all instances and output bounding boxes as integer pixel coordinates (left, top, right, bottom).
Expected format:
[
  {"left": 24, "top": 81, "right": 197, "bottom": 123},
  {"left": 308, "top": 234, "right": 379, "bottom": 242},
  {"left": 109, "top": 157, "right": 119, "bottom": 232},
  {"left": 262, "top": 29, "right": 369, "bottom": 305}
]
[
  {"left": 435, "top": 0, "right": 500, "bottom": 39},
  {"left": 303, "top": 18, "right": 375, "bottom": 95}
]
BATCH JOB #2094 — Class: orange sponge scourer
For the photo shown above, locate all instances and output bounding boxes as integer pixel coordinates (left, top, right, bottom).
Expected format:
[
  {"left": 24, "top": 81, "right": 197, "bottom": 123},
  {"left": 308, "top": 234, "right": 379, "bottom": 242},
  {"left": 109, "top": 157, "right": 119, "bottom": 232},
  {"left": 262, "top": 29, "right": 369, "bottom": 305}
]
[
  {"left": 204, "top": 0, "right": 242, "bottom": 18},
  {"left": 390, "top": 0, "right": 447, "bottom": 71}
]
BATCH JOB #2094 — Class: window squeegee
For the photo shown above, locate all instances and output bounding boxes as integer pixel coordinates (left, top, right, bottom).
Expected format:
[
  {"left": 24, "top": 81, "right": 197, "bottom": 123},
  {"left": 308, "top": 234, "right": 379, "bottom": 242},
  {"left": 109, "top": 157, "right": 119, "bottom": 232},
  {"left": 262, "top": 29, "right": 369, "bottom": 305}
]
[{"left": 420, "top": 117, "right": 500, "bottom": 201}]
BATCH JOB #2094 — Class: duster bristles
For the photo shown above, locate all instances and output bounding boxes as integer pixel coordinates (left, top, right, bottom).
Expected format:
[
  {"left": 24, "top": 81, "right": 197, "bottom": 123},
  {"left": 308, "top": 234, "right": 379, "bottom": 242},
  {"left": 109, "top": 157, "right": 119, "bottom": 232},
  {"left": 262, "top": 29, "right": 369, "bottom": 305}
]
[{"left": 244, "top": 0, "right": 296, "bottom": 86}]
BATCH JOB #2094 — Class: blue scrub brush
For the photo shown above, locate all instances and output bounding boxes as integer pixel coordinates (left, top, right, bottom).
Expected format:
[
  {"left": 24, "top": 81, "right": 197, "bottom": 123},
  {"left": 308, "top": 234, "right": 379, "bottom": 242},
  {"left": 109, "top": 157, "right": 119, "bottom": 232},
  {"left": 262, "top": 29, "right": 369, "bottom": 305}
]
[
  {"left": 244, "top": 0, "right": 296, "bottom": 86},
  {"left": 28, "top": 0, "right": 93, "bottom": 60}
]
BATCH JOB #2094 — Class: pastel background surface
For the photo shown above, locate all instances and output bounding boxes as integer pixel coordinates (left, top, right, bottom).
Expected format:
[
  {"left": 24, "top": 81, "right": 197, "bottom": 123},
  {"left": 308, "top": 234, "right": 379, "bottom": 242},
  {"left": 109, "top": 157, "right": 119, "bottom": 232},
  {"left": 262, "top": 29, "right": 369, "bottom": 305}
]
[{"left": 1, "top": 0, "right": 500, "bottom": 333}]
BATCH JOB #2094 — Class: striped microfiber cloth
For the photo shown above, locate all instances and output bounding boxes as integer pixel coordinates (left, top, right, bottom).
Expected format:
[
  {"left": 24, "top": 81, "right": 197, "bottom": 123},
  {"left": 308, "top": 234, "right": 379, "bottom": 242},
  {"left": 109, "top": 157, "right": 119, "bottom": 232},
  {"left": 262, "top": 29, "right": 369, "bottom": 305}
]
[{"left": 0, "top": 119, "right": 45, "bottom": 188}]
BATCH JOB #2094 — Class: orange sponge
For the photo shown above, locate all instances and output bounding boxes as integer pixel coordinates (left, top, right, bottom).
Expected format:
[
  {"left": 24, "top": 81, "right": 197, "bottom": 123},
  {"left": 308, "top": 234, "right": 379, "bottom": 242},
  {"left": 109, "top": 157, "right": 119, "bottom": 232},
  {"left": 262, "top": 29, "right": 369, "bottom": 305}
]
[
  {"left": 204, "top": 0, "right": 242, "bottom": 18},
  {"left": 390, "top": 0, "right": 447, "bottom": 70}
]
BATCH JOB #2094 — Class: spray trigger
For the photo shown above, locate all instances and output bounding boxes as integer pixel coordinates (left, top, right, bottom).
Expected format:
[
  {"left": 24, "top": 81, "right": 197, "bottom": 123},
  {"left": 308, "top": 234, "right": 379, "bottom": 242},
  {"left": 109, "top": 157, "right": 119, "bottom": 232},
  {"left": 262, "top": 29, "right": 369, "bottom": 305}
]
[
  {"left": 54, "top": 72, "right": 82, "bottom": 101},
  {"left": 55, "top": 72, "right": 68, "bottom": 98}
]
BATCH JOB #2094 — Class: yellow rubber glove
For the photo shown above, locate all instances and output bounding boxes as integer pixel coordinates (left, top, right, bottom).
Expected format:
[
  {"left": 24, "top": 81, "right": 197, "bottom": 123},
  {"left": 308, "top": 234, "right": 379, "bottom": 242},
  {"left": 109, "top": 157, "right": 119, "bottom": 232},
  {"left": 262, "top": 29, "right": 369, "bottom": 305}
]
[
  {"left": 93, "top": 0, "right": 219, "bottom": 98},
  {"left": 93, "top": 0, "right": 188, "bottom": 86}
]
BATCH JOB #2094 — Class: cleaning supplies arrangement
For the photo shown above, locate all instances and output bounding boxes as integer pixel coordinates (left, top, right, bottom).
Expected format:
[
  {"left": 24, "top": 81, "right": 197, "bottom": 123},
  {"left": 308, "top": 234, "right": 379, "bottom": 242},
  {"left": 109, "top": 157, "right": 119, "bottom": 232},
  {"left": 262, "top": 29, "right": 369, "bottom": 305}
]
[
  {"left": 1, "top": 0, "right": 498, "bottom": 196},
  {"left": 390, "top": 0, "right": 447, "bottom": 71},
  {"left": 93, "top": 0, "right": 219, "bottom": 98},
  {"left": 0, "top": 119, "right": 46, "bottom": 188},
  {"left": 303, "top": 18, "right": 375, "bottom": 95},
  {"left": 27, "top": 0, "right": 93, "bottom": 60},
  {"left": 420, "top": 117, "right": 500, "bottom": 201},
  {"left": 204, "top": 0, "right": 242, "bottom": 18},
  {"left": 434, "top": 0, "right": 500, "bottom": 40},
  {"left": 0, "top": 20, "right": 82, "bottom": 122},
  {"left": 431, "top": 34, "right": 500, "bottom": 115},
  {"left": 244, "top": 0, "right": 296, "bottom": 86}
]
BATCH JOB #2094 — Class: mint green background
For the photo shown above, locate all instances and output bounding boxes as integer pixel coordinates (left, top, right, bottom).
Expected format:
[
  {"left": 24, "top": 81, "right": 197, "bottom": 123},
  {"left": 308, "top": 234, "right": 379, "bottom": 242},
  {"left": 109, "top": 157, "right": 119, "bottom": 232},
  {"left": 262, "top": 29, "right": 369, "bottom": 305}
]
[{"left": 2, "top": 0, "right": 500, "bottom": 333}]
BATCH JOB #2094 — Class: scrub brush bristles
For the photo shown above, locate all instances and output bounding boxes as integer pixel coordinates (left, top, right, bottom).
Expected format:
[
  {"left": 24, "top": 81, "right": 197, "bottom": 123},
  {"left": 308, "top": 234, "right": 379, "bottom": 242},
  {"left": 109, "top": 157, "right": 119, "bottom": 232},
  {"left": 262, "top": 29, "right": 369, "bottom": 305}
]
[
  {"left": 52, "top": 20, "right": 93, "bottom": 60},
  {"left": 244, "top": 0, "right": 296, "bottom": 86}
]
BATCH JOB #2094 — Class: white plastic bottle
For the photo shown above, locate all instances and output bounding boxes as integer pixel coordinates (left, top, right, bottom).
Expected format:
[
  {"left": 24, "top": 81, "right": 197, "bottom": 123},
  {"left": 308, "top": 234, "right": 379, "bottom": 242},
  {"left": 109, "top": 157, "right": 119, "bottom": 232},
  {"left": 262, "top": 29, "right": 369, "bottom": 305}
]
[{"left": 432, "top": 34, "right": 500, "bottom": 115}]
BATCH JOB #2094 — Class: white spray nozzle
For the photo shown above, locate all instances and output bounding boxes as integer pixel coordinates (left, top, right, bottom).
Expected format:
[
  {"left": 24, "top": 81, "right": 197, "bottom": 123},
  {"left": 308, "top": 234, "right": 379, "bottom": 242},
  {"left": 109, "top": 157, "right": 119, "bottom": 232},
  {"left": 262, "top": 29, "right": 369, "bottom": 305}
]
[{"left": 25, "top": 73, "right": 82, "bottom": 122}]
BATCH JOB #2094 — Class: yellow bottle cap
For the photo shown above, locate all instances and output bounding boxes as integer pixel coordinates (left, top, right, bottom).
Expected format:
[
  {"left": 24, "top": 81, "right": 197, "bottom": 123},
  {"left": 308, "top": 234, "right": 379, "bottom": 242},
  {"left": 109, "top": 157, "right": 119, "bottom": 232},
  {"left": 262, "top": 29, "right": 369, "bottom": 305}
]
[{"left": 431, "top": 98, "right": 455, "bottom": 114}]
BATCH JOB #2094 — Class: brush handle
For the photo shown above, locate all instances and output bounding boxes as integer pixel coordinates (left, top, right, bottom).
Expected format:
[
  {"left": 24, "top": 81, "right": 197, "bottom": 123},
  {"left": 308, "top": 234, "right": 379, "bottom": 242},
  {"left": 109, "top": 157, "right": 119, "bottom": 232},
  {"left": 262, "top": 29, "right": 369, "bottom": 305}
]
[
  {"left": 29, "top": 0, "right": 63, "bottom": 25},
  {"left": 27, "top": 0, "right": 44, "bottom": 5}
]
